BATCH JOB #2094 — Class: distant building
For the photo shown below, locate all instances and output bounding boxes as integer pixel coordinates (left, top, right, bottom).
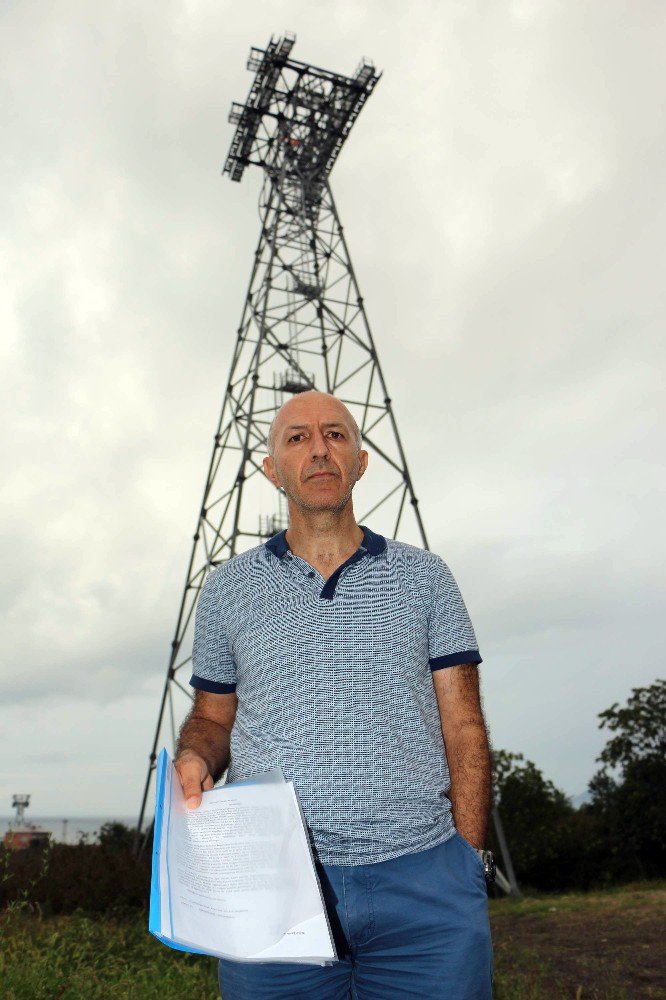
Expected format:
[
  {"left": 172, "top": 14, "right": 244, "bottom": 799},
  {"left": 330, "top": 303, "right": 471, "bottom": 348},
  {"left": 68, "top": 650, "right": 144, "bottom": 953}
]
[{"left": 4, "top": 794, "right": 51, "bottom": 851}]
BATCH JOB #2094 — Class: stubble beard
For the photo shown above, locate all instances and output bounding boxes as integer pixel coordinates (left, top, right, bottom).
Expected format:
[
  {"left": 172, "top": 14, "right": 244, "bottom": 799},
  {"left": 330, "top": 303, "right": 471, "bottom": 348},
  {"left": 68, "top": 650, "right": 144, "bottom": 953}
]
[
  {"left": 276, "top": 457, "right": 360, "bottom": 515},
  {"left": 281, "top": 478, "right": 355, "bottom": 514}
]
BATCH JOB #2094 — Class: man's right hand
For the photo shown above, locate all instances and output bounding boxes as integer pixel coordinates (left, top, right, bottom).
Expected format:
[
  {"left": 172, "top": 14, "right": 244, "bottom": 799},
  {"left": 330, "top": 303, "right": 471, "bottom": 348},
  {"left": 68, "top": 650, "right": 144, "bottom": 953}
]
[{"left": 174, "top": 752, "right": 215, "bottom": 809}]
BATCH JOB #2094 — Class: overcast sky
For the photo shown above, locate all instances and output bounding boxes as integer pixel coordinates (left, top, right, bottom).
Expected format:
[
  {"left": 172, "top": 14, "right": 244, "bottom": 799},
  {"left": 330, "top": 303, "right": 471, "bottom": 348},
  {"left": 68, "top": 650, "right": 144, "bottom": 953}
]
[{"left": 2, "top": 0, "right": 664, "bottom": 820}]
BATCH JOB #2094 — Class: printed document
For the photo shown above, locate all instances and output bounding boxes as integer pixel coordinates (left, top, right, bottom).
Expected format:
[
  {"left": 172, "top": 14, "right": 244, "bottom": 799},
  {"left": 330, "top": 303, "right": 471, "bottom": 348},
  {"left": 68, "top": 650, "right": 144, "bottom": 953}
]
[{"left": 149, "top": 748, "right": 337, "bottom": 964}]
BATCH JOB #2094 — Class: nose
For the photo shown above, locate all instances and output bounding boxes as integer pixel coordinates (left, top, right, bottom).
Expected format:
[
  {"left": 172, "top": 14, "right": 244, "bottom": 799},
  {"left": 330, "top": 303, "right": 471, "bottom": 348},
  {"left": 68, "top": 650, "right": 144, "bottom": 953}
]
[{"left": 310, "top": 428, "right": 329, "bottom": 461}]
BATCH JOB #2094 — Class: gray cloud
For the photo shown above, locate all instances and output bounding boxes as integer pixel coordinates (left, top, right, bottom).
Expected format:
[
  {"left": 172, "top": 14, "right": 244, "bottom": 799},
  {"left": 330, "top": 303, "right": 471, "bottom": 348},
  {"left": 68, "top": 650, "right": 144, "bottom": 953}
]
[{"left": 2, "top": 0, "right": 664, "bottom": 814}]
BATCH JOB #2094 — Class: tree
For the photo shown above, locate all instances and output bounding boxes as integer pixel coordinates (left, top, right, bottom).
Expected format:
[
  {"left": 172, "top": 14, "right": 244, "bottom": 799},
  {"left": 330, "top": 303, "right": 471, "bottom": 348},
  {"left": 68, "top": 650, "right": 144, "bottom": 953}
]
[
  {"left": 97, "top": 821, "right": 136, "bottom": 851},
  {"left": 595, "top": 678, "right": 666, "bottom": 771},
  {"left": 492, "top": 750, "right": 573, "bottom": 826},
  {"left": 490, "top": 750, "right": 589, "bottom": 890},
  {"left": 587, "top": 679, "right": 666, "bottom": 880}
]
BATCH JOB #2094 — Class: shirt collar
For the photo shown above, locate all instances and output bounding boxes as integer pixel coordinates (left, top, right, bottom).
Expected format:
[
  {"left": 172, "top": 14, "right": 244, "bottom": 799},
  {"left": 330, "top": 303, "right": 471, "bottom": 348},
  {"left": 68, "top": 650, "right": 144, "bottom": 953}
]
[{"left": 265, "top": 523, "right": 386, "bottom": 559}]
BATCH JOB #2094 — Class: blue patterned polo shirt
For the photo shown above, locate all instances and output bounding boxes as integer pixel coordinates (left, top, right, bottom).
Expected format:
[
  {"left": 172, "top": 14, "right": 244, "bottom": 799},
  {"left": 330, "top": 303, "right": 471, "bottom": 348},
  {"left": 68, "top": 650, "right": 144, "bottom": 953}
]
[{"left": 190, "top": 524, "right": 482, "bottom": 865}]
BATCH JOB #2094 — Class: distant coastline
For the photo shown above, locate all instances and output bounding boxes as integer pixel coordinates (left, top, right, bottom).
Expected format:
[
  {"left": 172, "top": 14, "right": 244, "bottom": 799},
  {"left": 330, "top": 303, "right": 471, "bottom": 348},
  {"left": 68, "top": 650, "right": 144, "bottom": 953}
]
[{"left": 0, "top": 816, "right": 138, "bottom": 844}]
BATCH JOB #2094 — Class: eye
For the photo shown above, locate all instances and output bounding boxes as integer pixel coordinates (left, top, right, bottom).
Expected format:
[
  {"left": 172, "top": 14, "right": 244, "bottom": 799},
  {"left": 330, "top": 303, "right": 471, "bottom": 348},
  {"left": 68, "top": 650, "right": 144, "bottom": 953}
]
[
  {"left": 288, "top": 433, "right": 304, "bottom": 443},
  {"left": 328, "top": 431, "right": 343, "bottom": 439}
]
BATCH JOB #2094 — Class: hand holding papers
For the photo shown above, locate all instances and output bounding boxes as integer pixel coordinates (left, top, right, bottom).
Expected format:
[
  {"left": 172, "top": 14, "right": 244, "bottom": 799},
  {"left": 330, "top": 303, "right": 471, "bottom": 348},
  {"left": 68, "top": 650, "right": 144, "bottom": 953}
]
[{"left": 149, "top": 749, "right": 337, "bottom": 964}]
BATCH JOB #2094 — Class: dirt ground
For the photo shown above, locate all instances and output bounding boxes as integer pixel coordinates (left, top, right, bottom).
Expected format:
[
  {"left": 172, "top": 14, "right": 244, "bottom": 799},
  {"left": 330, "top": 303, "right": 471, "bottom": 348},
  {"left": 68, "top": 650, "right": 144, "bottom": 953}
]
[{"left": 489, "top": 884, "right": 666, "bottom": 999}]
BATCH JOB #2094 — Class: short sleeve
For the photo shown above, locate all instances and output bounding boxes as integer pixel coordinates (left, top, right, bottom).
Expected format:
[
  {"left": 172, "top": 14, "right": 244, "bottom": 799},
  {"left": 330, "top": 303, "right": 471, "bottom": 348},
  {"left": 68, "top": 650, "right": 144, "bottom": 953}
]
[
  {"left": 428, "top": 555, "right": 482, "bottom": 671},
  {"left": 189, "top": 568, "right": 237, "bottom": 693}
]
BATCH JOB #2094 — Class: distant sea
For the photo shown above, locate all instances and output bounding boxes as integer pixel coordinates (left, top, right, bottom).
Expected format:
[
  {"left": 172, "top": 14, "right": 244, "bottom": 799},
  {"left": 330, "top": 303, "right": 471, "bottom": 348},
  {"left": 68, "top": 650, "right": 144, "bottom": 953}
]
[{"left": 0, "top": 816, "right": 138, "bottom": 844}]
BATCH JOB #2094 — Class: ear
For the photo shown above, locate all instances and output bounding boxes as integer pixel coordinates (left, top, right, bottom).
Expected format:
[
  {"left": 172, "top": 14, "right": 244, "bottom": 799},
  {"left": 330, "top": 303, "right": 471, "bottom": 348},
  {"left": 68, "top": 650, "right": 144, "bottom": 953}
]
[
  {"left": 356, "top": 449, "right": 369, "bottom": 481},
  {"left": 263, "top": 455, "right": 280, "bottom": 489}
]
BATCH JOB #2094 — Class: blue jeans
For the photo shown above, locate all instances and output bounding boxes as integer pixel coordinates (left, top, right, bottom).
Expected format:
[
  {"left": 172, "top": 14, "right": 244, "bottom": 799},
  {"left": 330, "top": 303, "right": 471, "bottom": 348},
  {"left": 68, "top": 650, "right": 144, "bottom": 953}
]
[{"left": 218, "top": 831, "right": 493, "bottom": 999}]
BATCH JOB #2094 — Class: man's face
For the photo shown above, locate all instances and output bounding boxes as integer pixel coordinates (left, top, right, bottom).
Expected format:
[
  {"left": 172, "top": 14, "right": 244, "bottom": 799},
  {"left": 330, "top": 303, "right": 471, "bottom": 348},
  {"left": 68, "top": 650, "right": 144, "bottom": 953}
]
[{"left": 263, "top": 394, "right": 368, "bottom": 514}]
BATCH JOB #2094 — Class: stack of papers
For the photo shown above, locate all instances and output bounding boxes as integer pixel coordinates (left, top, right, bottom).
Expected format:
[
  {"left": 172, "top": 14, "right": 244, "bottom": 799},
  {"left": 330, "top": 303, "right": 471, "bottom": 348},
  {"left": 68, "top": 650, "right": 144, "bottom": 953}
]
[{"left": 149, "top": 749, "right": 337, "bottom": 964}]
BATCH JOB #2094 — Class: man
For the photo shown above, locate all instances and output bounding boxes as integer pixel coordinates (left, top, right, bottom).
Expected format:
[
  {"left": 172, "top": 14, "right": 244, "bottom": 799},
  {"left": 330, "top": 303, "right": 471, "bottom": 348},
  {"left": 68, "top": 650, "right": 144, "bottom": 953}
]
[{"left": 175, "top": 390, "right": 493, "bottom": 999}]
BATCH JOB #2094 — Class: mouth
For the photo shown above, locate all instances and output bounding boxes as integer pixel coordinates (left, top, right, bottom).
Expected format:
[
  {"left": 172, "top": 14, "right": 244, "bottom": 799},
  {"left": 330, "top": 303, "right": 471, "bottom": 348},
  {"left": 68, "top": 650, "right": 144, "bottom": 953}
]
[{"left": 308, "top": 472, "right": 336, "bottom": 480}]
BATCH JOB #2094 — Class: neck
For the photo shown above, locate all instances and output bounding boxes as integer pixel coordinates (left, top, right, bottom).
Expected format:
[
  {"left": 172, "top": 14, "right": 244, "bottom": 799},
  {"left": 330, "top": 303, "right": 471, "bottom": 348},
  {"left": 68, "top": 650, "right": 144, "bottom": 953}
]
[{"left": 285, "top": 507, "right": 363, "bottom": 566}]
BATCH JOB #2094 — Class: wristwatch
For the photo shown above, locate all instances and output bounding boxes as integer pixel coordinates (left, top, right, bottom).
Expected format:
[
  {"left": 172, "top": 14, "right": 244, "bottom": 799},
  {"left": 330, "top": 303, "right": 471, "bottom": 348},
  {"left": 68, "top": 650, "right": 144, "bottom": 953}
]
[{"left": 476, "top": 849, "right": 496, "bottom": 885}]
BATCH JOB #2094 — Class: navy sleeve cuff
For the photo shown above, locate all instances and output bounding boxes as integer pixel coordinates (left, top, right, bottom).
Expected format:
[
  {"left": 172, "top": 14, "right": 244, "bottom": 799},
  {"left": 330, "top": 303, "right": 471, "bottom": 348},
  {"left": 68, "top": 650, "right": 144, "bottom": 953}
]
[
  {"left": 189, "top": 674, "right": 237, "bottom": 694},
  {"left": 429, "top": 650, "right": 483, "bottom": 671}
]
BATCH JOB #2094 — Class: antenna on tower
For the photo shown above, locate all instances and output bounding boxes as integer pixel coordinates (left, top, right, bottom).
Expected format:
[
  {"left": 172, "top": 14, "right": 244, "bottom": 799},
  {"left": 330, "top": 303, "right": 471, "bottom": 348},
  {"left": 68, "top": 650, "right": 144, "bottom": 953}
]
[{"left": 11, "top": 794, "right": 30, "bottom": 826}]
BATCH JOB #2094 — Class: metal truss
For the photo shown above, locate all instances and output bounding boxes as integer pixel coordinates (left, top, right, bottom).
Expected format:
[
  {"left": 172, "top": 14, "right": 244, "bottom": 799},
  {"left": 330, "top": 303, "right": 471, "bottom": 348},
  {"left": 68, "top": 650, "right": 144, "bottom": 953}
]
[{"left": 135, "top": 35, "right": 520, "bottom": 896}]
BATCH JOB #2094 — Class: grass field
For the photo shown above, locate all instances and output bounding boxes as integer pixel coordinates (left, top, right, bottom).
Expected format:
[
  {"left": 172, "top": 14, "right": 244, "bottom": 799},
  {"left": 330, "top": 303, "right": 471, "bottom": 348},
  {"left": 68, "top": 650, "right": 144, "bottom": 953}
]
[
  {"left": 490, "top": 882, "right": 665, "bottom": 999},
  {"left": 1, "top": 882, "right": 663, "bottom": 999}
]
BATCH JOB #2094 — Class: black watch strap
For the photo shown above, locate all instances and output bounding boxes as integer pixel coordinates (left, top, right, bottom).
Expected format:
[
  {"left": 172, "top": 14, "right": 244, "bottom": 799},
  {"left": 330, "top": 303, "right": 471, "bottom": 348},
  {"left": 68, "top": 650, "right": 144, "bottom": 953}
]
[{"left": 476, "top": 849, "right": 496, "bottom": 885}]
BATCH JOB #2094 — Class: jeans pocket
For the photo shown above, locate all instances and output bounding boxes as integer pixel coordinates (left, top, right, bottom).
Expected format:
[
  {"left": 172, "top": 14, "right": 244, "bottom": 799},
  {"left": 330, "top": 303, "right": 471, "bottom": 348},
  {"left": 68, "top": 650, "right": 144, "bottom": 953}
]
[{"left": 454, "top": 831, "right": 486, "bottom": 876}]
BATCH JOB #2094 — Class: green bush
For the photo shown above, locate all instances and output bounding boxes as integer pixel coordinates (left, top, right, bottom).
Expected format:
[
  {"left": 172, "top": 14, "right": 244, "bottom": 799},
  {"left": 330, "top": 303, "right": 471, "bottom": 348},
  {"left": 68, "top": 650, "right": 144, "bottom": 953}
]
[{"left": 0, "top": 839, "right": 151, "bottom": 916}]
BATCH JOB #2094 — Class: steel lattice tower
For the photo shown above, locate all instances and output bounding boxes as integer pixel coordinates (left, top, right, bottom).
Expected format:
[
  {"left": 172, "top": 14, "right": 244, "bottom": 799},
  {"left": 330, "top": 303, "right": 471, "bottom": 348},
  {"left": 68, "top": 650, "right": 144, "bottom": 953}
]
[{"left": 135, "top": 34, "right": 520, "bottom": 896}]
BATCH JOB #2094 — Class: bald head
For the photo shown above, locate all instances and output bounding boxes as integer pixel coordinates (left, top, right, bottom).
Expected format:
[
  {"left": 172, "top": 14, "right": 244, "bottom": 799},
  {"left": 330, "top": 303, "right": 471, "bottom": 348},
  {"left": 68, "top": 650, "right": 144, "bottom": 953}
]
[{"left": 266, "top": 391, "right": 362, "bottom": 457}]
